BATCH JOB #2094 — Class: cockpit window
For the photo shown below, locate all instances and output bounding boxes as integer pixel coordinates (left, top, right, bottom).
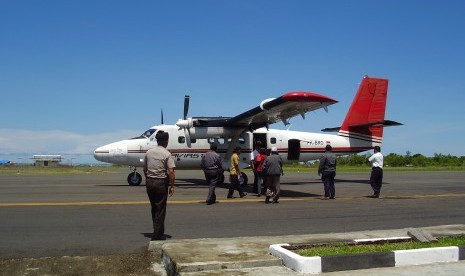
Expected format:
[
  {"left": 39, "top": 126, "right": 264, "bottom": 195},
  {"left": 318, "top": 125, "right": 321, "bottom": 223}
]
[{"left": 131, "top": 129, "right": 156, "bottom": 139}]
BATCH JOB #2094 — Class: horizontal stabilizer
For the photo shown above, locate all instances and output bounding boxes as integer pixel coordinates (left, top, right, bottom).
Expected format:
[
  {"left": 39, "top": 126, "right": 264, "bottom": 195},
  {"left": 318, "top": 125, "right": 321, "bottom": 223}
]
[
  {"left": 322, "top": 120, "right": 403, "bottom": 132},
  {"left": 321, "top": 126, "right": 341, "bottom": 132}
]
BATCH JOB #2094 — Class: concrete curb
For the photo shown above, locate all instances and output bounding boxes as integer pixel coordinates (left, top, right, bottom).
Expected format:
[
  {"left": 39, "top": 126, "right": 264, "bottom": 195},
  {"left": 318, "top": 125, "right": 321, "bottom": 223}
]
[
  {"left": 162, "top": 246, "right": 282, "bottom": 276},
  {"left": 269, "top": 241, "right": 465, "bottom": 274}
]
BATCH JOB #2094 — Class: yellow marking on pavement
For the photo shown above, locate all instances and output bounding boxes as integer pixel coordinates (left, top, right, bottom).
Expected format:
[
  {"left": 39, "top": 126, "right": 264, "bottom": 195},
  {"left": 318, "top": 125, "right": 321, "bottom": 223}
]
[
  {"left": 0, "top": 201, "right": 150, "bottom": 207},
  {"left": 1, "top": 193, "right": 465, "bottom": 207}
]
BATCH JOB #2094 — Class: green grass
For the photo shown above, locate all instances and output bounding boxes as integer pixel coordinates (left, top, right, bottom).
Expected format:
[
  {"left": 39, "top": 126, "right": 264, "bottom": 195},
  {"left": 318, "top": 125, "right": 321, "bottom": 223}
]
[
  {"left": 0, "top": 165, "right": 123, "bottom": 175},
  {"left": 298, "top": 235, "right": 465, "bottom": 257},
  {"left": 282, "top": 165, "right": 465, "bottom": 173},
  {"left": 1, "top": 164, "right": 464, "bottom": 176}
]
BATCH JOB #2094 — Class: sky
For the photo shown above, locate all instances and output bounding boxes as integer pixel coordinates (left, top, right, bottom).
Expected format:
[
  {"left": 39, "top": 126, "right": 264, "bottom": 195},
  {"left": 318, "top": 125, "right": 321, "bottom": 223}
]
[{"left": 1, "top": 0, "right": 465, "bottom": 164}]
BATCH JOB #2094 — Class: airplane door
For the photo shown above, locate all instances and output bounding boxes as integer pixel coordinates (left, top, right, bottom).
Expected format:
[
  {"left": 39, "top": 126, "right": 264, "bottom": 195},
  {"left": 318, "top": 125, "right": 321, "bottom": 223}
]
[
  {"left": 253, "top": 133, "right": 267, "bottom": 149},
  {"left": 288, "top": 139, "right": 300, "bottom": 161}
]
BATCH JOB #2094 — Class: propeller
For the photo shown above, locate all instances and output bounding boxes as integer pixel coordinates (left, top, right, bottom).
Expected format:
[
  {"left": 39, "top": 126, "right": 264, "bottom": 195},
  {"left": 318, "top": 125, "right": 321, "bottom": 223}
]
[
  {"left": 184, "top": 95, "right": 190, "bottom": 120},
  {"left": 176, "top": 95, "right": 192, "bottom": 147}
]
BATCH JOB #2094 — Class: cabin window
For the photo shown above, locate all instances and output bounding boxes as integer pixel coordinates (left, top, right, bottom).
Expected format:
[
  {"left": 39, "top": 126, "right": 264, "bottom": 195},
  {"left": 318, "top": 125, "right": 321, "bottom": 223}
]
[
  {"left": 270, "top": 137, "right": 277, "bottom": 144},
  {"left": 227, "top": 137, "right": 246, "bottom": 144},
  {"left": 179, "top": 136, "right": 196, "bottom": 144},
  {"left": 131, "top": 128, "right": 156, "bottom": 140}
]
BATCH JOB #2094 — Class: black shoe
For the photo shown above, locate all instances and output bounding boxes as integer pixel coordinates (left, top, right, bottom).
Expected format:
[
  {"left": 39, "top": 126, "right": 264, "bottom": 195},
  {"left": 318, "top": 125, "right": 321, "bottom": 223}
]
[
  {"left": 240, "top": 193, "right": 247, "bottom": 198},
  {"left": 151, "top": 235, "right": 166, "bottom": 241},
  {"left": 330, "top": 197, "right": 335, "bottom": 199}
]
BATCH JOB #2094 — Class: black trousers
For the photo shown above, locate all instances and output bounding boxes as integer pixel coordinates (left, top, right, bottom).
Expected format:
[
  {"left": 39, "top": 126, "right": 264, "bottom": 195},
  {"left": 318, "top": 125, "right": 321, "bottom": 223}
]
[
  {"left": 204, "top": 169, "right": 220, "bottom": 203},
  {"left": 146, "top": 178, "right": 169, "bottom": 238},
  {"left": 370, "top": 167, "right": 383, "bottom": 195},
  {"left": 228, "top": 174, "right": 245, "bottom": 197},
  {"left": 321, "top": 171, "right": 336, "bottom": 198},
  {"left": 252, "top": 170, "right": 259, "bottom": 193}
]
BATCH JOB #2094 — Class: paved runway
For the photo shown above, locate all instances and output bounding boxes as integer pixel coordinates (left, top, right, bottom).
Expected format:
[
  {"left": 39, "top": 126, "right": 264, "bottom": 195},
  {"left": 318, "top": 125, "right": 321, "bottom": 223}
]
[{"left": 1, "top": 169, "right": 464, "bottom": 258}]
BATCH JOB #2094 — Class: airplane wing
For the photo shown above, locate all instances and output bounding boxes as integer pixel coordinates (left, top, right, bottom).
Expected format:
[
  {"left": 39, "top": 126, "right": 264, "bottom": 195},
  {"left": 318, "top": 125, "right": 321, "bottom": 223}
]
[{"left": 224, "top": 92, "right": 338, "bottom": 130}]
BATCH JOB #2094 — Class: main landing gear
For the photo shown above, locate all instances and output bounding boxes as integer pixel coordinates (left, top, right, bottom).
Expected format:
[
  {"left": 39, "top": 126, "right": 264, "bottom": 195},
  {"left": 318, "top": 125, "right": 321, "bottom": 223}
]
[{"left": 127, "top": 167, "right": 142, "bottom": 186}]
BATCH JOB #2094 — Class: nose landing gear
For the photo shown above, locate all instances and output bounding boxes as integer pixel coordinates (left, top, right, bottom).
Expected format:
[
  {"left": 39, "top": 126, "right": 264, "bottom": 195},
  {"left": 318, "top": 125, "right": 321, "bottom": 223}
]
[{"left": 127, "top": 167, "right": 142, "bottom": 186}]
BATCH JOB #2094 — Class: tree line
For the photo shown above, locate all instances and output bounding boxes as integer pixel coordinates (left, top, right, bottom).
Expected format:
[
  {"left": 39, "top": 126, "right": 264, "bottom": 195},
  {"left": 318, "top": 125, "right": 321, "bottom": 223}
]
[{"left": 336, "top": 151, "right": 465, "bottom": 167}]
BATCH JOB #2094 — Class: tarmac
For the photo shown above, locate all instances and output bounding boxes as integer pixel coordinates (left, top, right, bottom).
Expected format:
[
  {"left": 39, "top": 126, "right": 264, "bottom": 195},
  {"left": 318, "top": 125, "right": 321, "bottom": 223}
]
[{"left": 149, "top": 224, "right": 465, "bottom": 275}]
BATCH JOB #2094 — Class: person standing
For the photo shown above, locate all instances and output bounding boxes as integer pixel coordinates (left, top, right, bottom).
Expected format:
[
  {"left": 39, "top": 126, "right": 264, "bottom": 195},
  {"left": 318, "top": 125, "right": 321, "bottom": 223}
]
[
  {"left": 143, "top": 131, "right": 176, "bottom": 241},
  {"left": 263, "top": 147, "right": 283, "bottom": 204},
  {"left": 251, "top": 141, "right": 262, "bottom": 194},
  {"left": 227, "top": 147, "right": 247, "bottom": 198},
  {"left": 254, "top": 147, "right": 267, "bottom": 196},
  {"left": 368, "top": 146, "right": 384, "bottom": 198},
  {"left": 318, "top": 145, "right": 337, "bottom": 200},
  {"left": 201, "top": 143, "right": 223, "bottom": 205}
]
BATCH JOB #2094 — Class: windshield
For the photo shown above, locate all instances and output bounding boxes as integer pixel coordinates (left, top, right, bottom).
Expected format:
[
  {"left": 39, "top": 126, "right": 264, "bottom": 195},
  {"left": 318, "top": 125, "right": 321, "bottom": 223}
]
[{"left": 131, "top": 128, "right": 156, "bottom": 139}]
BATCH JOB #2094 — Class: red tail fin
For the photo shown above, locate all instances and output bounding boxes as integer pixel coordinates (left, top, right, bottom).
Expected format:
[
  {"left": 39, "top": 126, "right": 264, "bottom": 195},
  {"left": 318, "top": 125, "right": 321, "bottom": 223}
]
[{"left": 338, "top": 76, "right": 389, "bottom": 143}]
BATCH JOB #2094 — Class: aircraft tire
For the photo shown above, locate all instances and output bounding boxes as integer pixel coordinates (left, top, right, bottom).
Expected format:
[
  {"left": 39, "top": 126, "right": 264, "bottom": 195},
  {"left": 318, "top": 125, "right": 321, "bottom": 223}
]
[{"left": 127, "top": 172, "right": 142, "bottom": 186}]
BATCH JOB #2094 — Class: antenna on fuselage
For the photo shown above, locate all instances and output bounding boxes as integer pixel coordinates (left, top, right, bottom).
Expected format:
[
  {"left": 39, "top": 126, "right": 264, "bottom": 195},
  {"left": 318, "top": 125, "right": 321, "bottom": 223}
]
[{"left": 161, "top": 109, "right": 164, "bottom": 125}]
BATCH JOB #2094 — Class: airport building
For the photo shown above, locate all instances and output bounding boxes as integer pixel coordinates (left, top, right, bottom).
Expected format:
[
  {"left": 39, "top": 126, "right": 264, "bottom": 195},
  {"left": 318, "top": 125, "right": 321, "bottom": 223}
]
[{"left": 32, "top": 155, "right": 62, "bottom": 167}]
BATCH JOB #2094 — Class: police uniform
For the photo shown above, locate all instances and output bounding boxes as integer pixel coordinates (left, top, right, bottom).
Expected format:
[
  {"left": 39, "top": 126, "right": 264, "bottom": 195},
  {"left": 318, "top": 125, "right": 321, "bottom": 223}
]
[
  {"left": 318, "top": 146, "right": 337, "bottom": 199},
  {"left": 144, "top": 132, "right": 176, "bottom": 240},
  {"left": 201, "top": 144, "right": 222, "bottom": 205}
]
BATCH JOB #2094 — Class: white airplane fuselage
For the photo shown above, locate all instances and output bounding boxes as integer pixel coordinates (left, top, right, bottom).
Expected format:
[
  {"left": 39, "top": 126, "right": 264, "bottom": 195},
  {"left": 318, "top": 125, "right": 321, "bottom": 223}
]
[{"left": 94, "top": 125, "right": 373, "bottom": 170}]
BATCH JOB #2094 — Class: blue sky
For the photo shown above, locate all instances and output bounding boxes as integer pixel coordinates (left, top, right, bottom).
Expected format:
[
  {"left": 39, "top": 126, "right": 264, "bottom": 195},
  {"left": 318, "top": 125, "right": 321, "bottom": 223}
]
[{"left": 1, "top": 0, "right": 464, "bottom": 163}]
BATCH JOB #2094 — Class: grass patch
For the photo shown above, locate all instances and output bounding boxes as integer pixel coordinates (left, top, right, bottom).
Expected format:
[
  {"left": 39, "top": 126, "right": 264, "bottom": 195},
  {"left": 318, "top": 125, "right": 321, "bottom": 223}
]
[
  {"left": 282, "top": 165, "right": 465, "bottom": 173},
  {"left": 297, "top": 235, "right": 465, "bottom": 257},
  {"left": 0, "top": 165, "right": 122, "bottom": 175}
]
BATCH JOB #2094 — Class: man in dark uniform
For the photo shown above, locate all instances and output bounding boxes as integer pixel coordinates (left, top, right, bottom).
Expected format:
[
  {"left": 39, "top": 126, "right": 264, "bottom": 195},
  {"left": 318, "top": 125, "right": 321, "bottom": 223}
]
[
  {"left": 143, "top": 131, "right": 176, "bottom": 240},
  {"left": 201, "top": 142, "right": 223, "bottom": 205},
  {"left": 318, "top": 145, "right": 337, "bottom": 200},
  {"left": 263, "top": 147, "right": 283, "bottom": 203}
]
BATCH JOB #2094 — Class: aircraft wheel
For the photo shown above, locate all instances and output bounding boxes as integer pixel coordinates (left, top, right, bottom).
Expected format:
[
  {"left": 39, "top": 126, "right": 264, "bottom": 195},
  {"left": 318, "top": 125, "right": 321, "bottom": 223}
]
[
  {"left": 127, "top": 172, "right": 142, "bottom": 186},
  {"left": 239, "top": 172, "right": 248, "bottom": 187}
]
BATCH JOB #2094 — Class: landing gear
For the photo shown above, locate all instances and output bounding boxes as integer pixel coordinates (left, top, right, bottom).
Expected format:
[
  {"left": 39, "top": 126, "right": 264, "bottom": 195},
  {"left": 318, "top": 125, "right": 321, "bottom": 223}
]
[{"left": 127, "top": 167, "right": 142, "bottom": 186}]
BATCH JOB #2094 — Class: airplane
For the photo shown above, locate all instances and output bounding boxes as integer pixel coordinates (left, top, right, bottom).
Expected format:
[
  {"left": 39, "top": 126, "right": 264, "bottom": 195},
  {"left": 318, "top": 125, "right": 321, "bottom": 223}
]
[
  {"left": 94, "top": 75, "right": 402, "bottom": 186},
  {"left": 0, "top": 160, "right": 12, "bottom": 166}
]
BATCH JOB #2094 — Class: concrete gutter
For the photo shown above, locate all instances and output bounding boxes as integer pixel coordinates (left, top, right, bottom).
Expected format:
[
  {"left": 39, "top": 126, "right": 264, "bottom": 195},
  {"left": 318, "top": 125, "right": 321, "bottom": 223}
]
[{"left": 149, "top": 224, "right": 465, "bottom": 275}]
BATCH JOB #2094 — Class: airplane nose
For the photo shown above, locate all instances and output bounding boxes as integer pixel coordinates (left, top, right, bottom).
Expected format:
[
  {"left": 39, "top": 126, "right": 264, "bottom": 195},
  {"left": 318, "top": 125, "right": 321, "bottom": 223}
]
[{"left": 93, "top": 145, "right": 110, "bottom": 162}]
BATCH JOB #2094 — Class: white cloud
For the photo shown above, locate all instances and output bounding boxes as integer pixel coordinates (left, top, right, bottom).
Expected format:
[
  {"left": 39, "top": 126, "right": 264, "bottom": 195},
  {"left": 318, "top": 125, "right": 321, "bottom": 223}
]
[{"left": 0, "top": 129, "right": 139, "bottom": 155}]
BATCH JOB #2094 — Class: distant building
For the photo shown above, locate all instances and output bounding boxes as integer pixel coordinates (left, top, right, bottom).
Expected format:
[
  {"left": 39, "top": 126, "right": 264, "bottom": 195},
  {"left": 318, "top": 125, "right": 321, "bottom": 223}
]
[{"left": 33, "top": 155, "right": 62, "bottom": 167}]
